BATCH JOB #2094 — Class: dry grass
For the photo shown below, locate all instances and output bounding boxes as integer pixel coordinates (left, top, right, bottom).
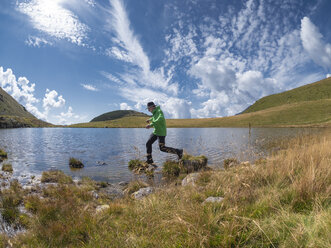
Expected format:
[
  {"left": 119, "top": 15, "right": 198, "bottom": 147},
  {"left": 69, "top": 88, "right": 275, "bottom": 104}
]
[{"left": 9, "top": 130, "right": 331, "bottom": 247}]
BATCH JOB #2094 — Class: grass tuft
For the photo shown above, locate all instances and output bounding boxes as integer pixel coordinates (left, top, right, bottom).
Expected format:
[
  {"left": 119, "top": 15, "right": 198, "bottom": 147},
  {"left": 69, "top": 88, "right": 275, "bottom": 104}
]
[
  {"left": 2, "top": 163, "right": 13, "bottom": 172},
  {"left": 180, "top": 154, "right": 208, "bottom": 173},
  {"left": 124, "top": 180, "right": 148, "bottom": 195},
  {"left": 0, "top": 149, "right": 8, "bottom": 159},
  {"left": 41, "top": 170, "right": 73, "bottom": 184},
  {"left": 69, "top": 157, "right": 84, "bottom": 168},
  {"left": 162, "top": 160, "right": 181, "bottom": 177},
  {"left": 223, "top": 158, "right": 239, "bottom": 169}
]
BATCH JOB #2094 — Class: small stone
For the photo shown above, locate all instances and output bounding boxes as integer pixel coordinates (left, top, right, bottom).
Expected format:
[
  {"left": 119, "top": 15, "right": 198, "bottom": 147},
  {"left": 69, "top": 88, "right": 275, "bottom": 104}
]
[
  {"left": 132, "top": 187, "right": 154, "bottom": 199},
  {"left": 181, "top": 173, "right": 199, "bottom": 186},
  {"left": 99, "top": 186, "right": 124, "bottom": 200},
  {"left": 96, "top": 161, "right": 107, "bottom": 165},
  {"left": 96, "top": 204, "right": 110, "bottom": 213},
  {"left": 203, "top": 196, "right": 224, "bottom": 204},
  {"left": 23, "top": 185, "right": 38, "bottom": 193},
  {"left": 92, "top": 191, "right": 99, "bottom": 199},
  {"left": 146, "top": 165, "right": 156, "bottom": 172},
  {"left": 118, "top": 181, "right": 129, "bottom": 187}
]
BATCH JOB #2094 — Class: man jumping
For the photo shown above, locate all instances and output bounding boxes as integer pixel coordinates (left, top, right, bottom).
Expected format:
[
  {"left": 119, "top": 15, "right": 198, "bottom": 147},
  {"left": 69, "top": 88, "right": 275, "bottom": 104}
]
[{"left": 145, "top": 102, "right": 183, "bottom": 164}]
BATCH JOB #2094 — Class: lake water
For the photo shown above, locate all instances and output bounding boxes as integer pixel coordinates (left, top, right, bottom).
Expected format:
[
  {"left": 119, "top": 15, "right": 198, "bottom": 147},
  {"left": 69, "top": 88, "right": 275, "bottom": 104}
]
[{"left": 0, "top": 127, "right": 319, "bottom": 183}]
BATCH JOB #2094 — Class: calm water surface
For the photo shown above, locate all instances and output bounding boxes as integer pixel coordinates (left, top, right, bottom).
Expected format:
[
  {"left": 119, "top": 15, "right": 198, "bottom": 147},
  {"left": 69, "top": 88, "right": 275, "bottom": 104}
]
[{"left": 0, "top": 127, "right": 318, "bottom": 183}]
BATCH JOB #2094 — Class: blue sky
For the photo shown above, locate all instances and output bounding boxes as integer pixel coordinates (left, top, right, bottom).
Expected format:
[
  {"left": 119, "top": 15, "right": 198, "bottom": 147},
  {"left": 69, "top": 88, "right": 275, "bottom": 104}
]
[{"left": 0, "top": 0, "right": 331, "bottom": 124}]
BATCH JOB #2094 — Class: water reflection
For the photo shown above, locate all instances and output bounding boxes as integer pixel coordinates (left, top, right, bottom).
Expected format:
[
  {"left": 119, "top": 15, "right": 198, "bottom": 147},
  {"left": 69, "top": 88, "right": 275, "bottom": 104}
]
[{"left": 0, "top": 127, "right": 320, "bottom": 183}]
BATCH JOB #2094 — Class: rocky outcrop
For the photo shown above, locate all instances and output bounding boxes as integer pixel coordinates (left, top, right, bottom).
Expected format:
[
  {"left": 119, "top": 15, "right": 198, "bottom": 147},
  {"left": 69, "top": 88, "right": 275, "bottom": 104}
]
[{"left": 0, "top": 116, "right": 31, "bottom": 128}]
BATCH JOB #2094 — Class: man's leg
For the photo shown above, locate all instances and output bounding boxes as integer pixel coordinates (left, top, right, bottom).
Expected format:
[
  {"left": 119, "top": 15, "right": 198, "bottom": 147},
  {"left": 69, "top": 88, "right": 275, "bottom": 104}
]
[
  {"left": 146, "top": 133, "right": 157, "bottom": 163},
  {"left": 158, "top": 136, "right": 183, "bottom": 159}
]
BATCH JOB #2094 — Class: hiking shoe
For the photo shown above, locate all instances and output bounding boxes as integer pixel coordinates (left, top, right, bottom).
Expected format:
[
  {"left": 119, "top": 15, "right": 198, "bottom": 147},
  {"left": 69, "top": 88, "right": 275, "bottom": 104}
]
[
  {"left": 146, "top": 158, "right": 154, "bottom": 164},
  {"left": 177, "top": 149, "right": 183, "bottom": 160}
]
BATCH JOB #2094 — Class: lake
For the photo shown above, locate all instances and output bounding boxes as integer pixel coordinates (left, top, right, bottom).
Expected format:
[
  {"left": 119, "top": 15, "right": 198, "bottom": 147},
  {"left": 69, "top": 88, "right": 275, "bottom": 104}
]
[{"left": 0, "top": 127, "right": 319, "bottom": 183}]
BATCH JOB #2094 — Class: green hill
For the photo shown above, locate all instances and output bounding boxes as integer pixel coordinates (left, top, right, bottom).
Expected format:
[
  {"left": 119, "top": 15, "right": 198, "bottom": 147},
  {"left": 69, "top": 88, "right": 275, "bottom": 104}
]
[
  {"left": 90, "top": 110, "right": 150, "bottom": 122},
  {"left": 243, "top": 77, "right": 331, "bottom": 113},
  {"left": 0, "top": 87, "right": 51, "bottom": 128},
  {"left": 0, "top": 87, "right": 36, "bottom": 118}
]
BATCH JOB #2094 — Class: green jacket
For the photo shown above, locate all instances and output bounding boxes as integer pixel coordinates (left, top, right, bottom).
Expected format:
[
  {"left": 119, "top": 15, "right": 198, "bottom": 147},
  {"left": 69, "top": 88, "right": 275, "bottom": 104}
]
[{"left": 149, "top": 106, "right": 167, "bottom": 136}]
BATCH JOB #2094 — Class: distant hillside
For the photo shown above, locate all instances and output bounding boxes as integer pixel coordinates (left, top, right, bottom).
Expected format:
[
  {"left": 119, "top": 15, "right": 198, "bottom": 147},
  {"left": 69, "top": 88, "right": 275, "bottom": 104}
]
[
  {"left": 243, "top": 77, "right": 331, "bottom": 113},
  {"left": 0, "top": 87, "right": 51, "bottom": 128},
  {"left": 0, "top": 87, "right": 35, "bottom": 118},
  {"left": 90, "top": 110, "right": 150, "bottom": 122}
]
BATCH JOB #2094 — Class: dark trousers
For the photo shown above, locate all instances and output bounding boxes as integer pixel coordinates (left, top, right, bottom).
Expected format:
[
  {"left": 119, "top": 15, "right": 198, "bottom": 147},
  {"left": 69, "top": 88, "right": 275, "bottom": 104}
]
[{"left": 146, "top": 133, "right": 180, "bottom": 161}]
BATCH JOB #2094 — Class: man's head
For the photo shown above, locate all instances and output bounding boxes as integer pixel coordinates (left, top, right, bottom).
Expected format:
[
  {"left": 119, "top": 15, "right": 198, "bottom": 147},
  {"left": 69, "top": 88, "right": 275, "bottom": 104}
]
[{"left": 146, "top": 101, "right": 156, "bottom": 112}]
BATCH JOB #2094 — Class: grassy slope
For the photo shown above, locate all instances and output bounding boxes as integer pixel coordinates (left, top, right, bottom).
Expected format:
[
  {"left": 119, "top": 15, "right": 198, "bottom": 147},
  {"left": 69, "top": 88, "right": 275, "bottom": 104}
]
[
  {"left": 0, "top": 87, "right": 35, "bottom": 118},
  {"left": 6, "top": 131, "right": 330, "bottom": 247},
  {"left": 166, "top": 99, "right": 331, "bottom": 127},
  {"left": 0, "top": 87, "right": 52, "bottom": 127},
  {"left": 243, "top": 77, "right": 331, "bottom": 113},
  {"left": 69, "top": 99, "right": 331, "bottom": 128},
  {"left": 91, "top": 110, "right": 150, "bottom": 122}
]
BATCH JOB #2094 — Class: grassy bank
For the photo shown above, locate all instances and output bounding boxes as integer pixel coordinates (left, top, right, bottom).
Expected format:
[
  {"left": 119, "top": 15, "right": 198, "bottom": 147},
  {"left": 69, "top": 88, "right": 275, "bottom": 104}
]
[{"left": 1, "top": 131, "right": 330, "bottom": 247}]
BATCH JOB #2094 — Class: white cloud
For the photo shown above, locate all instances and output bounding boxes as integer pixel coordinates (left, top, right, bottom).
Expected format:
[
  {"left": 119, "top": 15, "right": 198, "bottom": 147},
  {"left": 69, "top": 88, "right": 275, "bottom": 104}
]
[
  {"left": 119, "top": 86, "right": 191, "bottom": 118},
  {"left": 109, "top": 0, "right": 150, "bottom": 71},
  {"left": 191, "top": 91, "right": 229, "bottom": 118},
  {"left": 55, "top": 106, "right": 83, "bottom": 125},
  {"left": 0, "top": 66, "right": 39, "bottom": 113},
  {"left": 84, "top": 0, "right": 96, "bottom": 7},
  {"left": 178, "top": 1, "right": 323, "bottom": 117},
  {"left": 108, "top": 0, "right": 178, "bottom": 95},
  {"left": 120, "top": 102, "right": 132, "bottom": 110},
  {"left": 327, "top": 74, "right": 331, "bottom": 78},
  {"left": 25, "top": 102, "right": 46, "bottom": 120},
  {"left": 100, "top": 71, "right": 124, "bottom": 85},
  {"left": 25, "top": 36, "right": 52, "bottom": 47},
  {"left": 301, "top": 17, "right": 331, "bottom": 70},
  {"left": 105, "top": 47, "right": 132, "bottom": 63},
  {"left": 0, "top": 66, "right": 79, "bottom": 123},
  {"left": 236, "top": 70, "right": 278, "bottom": 99},
  {"left": 81, "top": 84, "right": 99, "bottom": 91},
  {"left": 165, "top": 25, "right": 198, "bottom": 64},
  {"left": 189, "top": 57, "right": 236, "bottom": 92},
  {"left": 17, "top": 0, "right": 89, "bottom": 45},
  {"left": 161, "top": 98, "right": 192, "bottom": 119},
  {"left": 43, "top": 89, "right": 65, "bottom": 113}
]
